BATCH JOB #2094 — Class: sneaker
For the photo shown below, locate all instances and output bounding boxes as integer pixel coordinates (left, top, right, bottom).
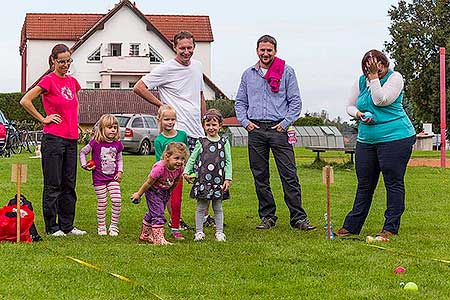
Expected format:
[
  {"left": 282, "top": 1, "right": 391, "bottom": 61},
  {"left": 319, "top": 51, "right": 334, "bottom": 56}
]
[
  {"left": 335, "top": 227, "right": 351, "bottom": 237},
  {"left": 292, "top": 219, "right": 316, "bottom": 231},
  {"left": 98, "top": 225, "right": 107, "bottom": 236},
  {"left": 180, "top": 219, "right": 193, "bottom": 231},
  {"left": 256, "top": 218, "right": 276, "bottom": 230},
  {"left": 51, "top": 230, "right": 66, "bottom": 237},
  {"left": 203, "top": 215, "right": 216, "bottom": 228},
  {"left": 67, "top": 227, "right": 87, "bottom": 235},
  {"left": 109, "top": 225, "right": 119, "bottom": 236},
  {"left": 194, "top": 231, "right": 206, "bottom": 241},
  {"left": 215, "top": 232, "right": 226, "bottom": 242},
  {"left": 171, "top": 230, "right": 185, "bottom": 240}
]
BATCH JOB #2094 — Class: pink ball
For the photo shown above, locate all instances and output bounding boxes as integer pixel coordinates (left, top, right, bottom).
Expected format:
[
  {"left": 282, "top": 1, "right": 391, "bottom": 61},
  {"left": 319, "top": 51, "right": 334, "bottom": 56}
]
[{"left": 394, "top": 266, "right": 406, "bottom": 274}]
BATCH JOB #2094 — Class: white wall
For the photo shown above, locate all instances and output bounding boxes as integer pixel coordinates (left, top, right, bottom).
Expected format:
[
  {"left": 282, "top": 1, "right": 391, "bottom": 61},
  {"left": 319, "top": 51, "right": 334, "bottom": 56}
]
[
  {"left": 193, "top": 42, "right": 211, "bottom": 77},
  {"left": 26, "top": 40, "right": 75, "bottom": 86}
]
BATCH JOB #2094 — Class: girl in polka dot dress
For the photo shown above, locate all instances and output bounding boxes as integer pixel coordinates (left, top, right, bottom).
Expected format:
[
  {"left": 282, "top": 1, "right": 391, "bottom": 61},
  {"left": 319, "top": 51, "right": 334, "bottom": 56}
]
[{"left": 183, "top": 109, "right": 232, "bottom": 242}]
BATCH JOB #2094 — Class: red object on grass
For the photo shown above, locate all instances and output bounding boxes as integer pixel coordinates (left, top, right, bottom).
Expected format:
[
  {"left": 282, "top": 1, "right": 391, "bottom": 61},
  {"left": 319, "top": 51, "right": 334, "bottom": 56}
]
[
  {"left": 0, "top": 204, "right": 34, "bottom": 243},
  {"left": 86, "top": 160, "right": 96, "bottom": 169},
  {"left": 394, "top": 266, "right": 406, "bottom": 274}
]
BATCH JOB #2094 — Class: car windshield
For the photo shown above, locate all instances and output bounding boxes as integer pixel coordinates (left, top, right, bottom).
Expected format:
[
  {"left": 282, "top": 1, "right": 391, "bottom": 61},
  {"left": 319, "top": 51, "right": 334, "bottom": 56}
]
[{"left": 116, "top": 116, "right": 130, "bottom": 127}]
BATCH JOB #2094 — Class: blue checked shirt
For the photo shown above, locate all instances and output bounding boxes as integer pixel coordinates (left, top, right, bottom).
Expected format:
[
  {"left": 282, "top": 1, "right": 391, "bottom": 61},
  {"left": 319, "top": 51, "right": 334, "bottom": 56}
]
[{"left": 235, "top": 62, "right": 302, "bottom": 130}]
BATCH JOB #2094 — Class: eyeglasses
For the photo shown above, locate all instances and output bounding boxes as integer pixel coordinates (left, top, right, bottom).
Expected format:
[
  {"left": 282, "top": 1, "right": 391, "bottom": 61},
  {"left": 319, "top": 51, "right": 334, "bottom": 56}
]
[{"left": 55, "top": 58, "right": 73, "bottom": 65}]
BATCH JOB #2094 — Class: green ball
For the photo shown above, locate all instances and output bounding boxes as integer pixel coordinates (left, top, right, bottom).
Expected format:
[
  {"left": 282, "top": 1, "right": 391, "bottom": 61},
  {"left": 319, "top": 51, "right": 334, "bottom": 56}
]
[{"left": 404, "top": 282, "right": 418, "bottom": 291}]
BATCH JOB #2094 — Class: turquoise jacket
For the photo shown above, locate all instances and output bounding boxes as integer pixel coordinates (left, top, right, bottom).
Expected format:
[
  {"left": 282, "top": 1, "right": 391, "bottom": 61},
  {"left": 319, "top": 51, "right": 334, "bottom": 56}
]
[{"left": 356, "top": 70, "right": 415, "bottom": 144}]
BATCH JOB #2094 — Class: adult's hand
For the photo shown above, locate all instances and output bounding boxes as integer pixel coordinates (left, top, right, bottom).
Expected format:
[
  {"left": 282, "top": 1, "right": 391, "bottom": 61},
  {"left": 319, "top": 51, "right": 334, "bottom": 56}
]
[
  {"left": 366, "top": 56, "right": 380, "bottom": 81},
  {"left": 246, "top": 121, "right": 260, "bottom": 132},
  {"left": 271, "top": 123, "right": 286, "bottom": 132},
  {"left": 356, "top": 111, "right": 373, "bottom": 124},
  {"left": 42, "top": 114, "right": 62, "bottom": 124}
]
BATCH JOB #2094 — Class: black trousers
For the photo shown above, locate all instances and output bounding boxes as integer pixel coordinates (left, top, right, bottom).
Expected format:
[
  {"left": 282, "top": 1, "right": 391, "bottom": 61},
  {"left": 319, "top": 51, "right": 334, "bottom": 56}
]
[
  {"left": 342, "top": 135, "right": 415, "bottom": 234},
  {"left": 248, "top": 122, "right": 307, "bottom": 226},
  {"left": 41, "top": 134, "right": 78, "bottom": 234}
]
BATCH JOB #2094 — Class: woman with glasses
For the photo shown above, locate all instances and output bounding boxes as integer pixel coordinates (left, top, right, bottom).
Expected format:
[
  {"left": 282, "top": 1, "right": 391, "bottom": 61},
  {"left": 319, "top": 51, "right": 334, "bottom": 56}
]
[{"left": 20, "top": 44, "right": 86, "bottom": 237}]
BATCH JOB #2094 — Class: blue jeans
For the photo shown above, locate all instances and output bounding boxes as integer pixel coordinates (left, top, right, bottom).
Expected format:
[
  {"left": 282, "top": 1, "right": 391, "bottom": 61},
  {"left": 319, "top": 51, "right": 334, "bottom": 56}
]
[{"left": 342, "top": 135, "right": 415, "bottom": 234}]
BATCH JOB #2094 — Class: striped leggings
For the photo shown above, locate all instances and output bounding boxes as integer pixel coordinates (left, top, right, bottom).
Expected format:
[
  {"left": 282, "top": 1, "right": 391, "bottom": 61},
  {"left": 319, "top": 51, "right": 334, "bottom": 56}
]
[{"left": 94, "top": 181, "right": 122, "bottom": 227}]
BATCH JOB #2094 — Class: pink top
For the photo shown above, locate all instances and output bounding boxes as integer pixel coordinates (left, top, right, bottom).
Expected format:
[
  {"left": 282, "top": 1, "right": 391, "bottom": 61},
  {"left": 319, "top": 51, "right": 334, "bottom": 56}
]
[
  {"left": 150, "top": 160, "right": 184, "bottom": 190},
  {"left": 38, "top": 72, "right": 80, "bottom": 140}
]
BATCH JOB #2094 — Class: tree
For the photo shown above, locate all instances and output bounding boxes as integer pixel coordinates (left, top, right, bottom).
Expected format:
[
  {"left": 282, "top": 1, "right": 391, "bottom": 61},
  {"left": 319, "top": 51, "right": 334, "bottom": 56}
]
[{"left": 384, "top": 0, "right": 450, "bottom": 131}]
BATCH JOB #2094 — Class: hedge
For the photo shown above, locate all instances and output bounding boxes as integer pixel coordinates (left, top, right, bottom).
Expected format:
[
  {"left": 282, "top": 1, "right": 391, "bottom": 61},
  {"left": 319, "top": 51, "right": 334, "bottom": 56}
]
[{"left": 0, "top": 92, "right": 44, "bottom": 129}]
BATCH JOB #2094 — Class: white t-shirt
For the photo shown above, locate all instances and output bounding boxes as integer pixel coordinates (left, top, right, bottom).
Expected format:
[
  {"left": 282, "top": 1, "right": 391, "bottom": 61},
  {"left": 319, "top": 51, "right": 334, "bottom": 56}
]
[{"left": 141, "top": 58, "right": 205, "bottom": 138}]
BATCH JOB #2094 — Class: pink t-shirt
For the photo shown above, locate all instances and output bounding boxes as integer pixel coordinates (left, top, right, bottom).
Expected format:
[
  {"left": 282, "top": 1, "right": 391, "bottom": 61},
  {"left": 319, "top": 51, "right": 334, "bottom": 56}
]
[
  {"left": 150, "top": 160, "right": 184, "bottom": 190},
  {"left": 38, "top": 72, "right": 80, "bottom": 140}
]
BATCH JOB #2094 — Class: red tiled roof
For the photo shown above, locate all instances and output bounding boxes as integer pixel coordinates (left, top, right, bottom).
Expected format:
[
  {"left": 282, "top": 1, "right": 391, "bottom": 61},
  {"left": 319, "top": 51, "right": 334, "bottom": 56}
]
[
  {"left": 20, "top": 12, "right": 213, "bottom": 51},
  {"left": 223, "top": 116, "right": 240, "bottom": 127},
  {"left": 78, "top": 89, "right": 159, "bottom": 124}
]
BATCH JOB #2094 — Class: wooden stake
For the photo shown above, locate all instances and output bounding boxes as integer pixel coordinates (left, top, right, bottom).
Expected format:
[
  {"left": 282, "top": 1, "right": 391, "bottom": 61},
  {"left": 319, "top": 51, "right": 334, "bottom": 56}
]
[
  {"left": 323, "top": 166, "right": 334, "bottom": 240},
  {"left": 16, "top": 164, "right": 22, "bottom": 243}
]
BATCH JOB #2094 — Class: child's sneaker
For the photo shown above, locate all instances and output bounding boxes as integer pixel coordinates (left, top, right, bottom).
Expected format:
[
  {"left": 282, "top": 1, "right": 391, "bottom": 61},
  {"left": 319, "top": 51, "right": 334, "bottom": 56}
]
[
  {"left": 109, "top": 225, "right": 119, "bottom": 236},
  {"left": 215, "top": 232, "right": 226, "bottom": 242},
  {"left": 194, "top": 231, "right": 206, "bottom": 241},
  {"left": 98, "top": 225, "right": 107, "bottom": 236},
  {"left": 180, "top": 219, "right": 193, "bottom": 231},
  {"left": 171, "top": 230, "right": 185, "bottom": 240}
]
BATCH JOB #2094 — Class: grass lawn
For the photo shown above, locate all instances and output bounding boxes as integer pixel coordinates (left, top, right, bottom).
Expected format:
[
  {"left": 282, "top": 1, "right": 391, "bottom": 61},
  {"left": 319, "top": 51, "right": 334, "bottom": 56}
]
[{"left": 0, "top": 147, "right": 449, "bottom": 299}]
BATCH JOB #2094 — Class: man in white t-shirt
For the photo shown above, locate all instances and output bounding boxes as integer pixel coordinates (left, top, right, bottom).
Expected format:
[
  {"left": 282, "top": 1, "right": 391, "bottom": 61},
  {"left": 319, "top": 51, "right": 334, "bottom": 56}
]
[{"left": 134, "top": 31, "right": 206, "bottom": 148}]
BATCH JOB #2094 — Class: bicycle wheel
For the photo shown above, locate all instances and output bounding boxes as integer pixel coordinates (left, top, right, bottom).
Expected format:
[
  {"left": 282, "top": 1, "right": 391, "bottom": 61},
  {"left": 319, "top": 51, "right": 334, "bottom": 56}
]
[{"left": 9, "top": 134, "right": 22, "bottom": 154}]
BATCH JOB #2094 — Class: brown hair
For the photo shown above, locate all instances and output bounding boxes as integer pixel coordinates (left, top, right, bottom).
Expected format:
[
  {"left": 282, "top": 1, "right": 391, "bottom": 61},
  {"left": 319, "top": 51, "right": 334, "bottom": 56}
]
[
  {"left": 173, "top": 31, "right": 196, "bottom": 47},
  {"left": 156, "top": 104, "right": 177, "bottom": 132},
  {"left": 48, "top": 44, "right": 71, "bottom": 69},
  {"left": 93, "top": 114, "right": 120, "bottom": 142},
  {"left": 361, "top": 49, "right": 389, "bottom": 78},
  {"left": 163, "top": 142, "right": 189, "bottom": 161},
  {"left": 257, "top": 35, "right": 277, "bottom": 50},
  {"left": 202, "top": 108, "right": 223, "bottom": 126}
]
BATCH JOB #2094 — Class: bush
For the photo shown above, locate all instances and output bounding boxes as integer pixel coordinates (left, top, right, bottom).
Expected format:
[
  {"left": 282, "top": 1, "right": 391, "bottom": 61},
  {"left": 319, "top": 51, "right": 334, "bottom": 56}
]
[
  {"left": 206, "top": 99, "right": 235, "bottom": 118},
  {"left": 294, "top": 116, "right": 324, "bottom": 126},
  {"left": 0, "top": 92, "right": 44, "bottom": 129}
]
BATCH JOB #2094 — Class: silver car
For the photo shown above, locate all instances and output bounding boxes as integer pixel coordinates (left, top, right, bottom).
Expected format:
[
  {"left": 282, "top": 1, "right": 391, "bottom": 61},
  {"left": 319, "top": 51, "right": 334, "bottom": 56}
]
[{"left": 114, "top": 113, "right": 159, "bottom": 155}]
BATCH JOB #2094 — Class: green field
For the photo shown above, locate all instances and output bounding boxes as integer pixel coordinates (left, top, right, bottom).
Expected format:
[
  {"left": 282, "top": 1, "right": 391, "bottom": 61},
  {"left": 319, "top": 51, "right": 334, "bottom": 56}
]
[{"left": 0, "top": 147, "right": 449, "bottom": 299}]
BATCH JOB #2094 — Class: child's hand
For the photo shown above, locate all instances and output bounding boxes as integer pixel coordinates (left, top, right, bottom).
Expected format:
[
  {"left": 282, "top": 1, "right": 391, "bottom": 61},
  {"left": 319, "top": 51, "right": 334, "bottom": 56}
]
[
  {"left": 82, "top": 164, "right": 96, "bottom": 171},
  {"left": 183, "top": 173, "right": 195, "bottom": 184},
  {"left": 222, "top": 180, "right": 231, "bottom": 192},
  {"left": 131, "top": 192, "right": 141, "bottom": 204},
  {"left": 114, "top": 171, "right": 123, "bottom": 182}
]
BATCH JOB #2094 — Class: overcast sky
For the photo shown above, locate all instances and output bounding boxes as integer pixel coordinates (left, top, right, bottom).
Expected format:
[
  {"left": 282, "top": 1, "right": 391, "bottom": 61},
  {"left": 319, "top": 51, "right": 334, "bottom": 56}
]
[{"left": 0, "top": 0, "right": 404, "bottom": 120}]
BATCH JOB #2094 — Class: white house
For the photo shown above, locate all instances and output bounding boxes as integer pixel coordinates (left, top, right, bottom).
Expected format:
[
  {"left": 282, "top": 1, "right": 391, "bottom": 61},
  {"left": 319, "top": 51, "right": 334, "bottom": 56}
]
[{"left": 19, "top": 0, "right": 226, "bottom": 100}]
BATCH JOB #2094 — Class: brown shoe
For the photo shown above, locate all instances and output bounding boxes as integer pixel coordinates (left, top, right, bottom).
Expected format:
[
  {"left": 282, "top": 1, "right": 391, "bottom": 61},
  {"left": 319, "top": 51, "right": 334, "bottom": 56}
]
[
  {"left": 376, "top": 230, "right": 394, "bottom": 239},
  {"left": 335, "top": 228, "right": 351, "bottom": 237}
]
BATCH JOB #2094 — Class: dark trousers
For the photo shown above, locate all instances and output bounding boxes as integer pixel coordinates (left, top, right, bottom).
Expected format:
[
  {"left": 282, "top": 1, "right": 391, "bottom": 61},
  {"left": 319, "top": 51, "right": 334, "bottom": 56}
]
[
  {"left": 343, "top": 136, "right": 415, "bottom": 234},
  {"left": 248, "top": 122, "right": 307, "bottom": 226},
  {"left": 41, "top": 134, "right": 78, "bottom": 234}
]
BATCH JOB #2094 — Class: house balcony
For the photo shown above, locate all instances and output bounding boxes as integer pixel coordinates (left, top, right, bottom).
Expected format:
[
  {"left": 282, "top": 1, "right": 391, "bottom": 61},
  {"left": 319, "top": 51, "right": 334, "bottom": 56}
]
[{"left": 99, "top": 56, "right": 161, "bottom": 75}]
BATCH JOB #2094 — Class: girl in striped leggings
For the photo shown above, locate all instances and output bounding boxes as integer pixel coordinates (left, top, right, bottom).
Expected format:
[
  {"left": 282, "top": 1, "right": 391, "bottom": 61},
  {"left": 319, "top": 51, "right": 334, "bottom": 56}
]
[{"left": 80, "top": 114, "right": 124, "bottom": 236}]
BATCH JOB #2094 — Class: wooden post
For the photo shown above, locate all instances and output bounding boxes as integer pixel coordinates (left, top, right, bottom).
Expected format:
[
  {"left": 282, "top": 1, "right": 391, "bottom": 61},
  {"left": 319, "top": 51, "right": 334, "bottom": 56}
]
[
  {"left": 15, "top": 164, "right": 22, "bottom": 243},
  {"left": 11, "top": 164, "right": 27, "bottom": 243},
  {"left": 322, "top": 166, "right": 334, "bottom": 240}
]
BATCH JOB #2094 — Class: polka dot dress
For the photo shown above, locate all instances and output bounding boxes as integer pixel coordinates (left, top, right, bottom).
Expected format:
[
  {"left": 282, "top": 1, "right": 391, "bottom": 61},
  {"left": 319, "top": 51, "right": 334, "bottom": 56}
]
[{"left": 190, "top": 137, "right": 230, "bottom": 200}]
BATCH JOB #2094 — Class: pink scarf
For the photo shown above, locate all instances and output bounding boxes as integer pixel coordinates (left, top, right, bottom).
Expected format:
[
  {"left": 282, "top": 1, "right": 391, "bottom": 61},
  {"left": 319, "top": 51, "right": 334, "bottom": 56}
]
[{"left": 264, "top": 57, "right": 285, "bottom": 93}]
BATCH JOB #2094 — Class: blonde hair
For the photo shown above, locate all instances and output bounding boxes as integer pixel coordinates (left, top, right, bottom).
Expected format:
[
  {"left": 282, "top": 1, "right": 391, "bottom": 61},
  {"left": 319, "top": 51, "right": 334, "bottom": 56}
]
[
  {"left": 156, "top": 104, "right": 177, "bottom": 132},
  {"left": 93, "top": 114, "right": 120, "bottom": 142},
  {"left": 163, "top": 142, "right": 189, "bottom": 162}
]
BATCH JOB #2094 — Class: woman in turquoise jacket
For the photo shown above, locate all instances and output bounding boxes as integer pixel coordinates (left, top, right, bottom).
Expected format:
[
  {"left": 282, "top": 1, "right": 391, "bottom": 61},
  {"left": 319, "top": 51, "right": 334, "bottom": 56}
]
[{"left": 336, "top": 49, "right": 416, "bottom": 239}]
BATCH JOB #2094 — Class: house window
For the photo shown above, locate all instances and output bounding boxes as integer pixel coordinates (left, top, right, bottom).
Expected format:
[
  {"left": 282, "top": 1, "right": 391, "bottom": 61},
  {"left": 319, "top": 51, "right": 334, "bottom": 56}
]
[
  {"left": 111, "top": 82, "right": 121, "bottom": 89},
  {"left": 109, "top": 43, "right": 122, "bottom": 56},
  {"left": 129, "top": 44, "right": 139, "bottom": 56},
  {"left": 88, "top": 45, "right": 101, "bottom": 62},
  {"left": 87, "top": 81, "right": 101, "bottom": 89},
  {"left": 148, "top": 44, "right": 163, "bottom": 63},
  {"left": 128, "top": 82, "right": 136, "bottom": 89}
]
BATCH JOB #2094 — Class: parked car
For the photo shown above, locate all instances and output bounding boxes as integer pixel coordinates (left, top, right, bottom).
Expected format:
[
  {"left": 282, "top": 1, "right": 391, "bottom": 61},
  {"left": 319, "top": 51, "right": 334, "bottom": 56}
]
[{"left": 113, "top": 113, "right": 159, "bottom": 155}]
